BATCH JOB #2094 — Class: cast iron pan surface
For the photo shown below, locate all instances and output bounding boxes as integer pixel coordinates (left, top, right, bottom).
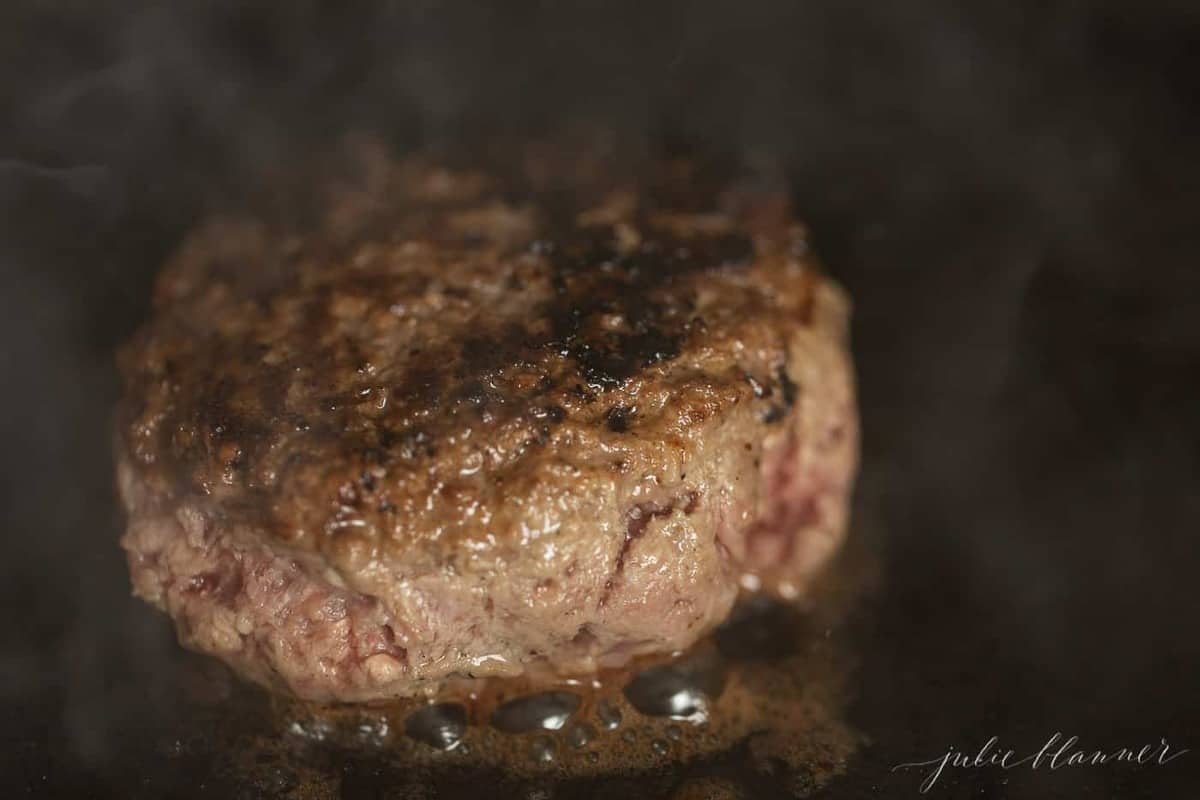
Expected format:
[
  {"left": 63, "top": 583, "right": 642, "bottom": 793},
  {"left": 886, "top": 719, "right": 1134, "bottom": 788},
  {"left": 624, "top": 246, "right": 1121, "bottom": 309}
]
[{"left": 2, "top": 2, "right": 1198, "bottom": 797}]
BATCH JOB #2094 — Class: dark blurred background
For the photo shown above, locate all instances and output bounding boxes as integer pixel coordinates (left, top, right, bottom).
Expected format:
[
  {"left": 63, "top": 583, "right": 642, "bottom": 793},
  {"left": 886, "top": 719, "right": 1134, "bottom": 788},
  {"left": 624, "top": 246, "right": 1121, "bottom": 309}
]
[{"left": 2, "top": 1, "right": 1198, "bottom": 797}]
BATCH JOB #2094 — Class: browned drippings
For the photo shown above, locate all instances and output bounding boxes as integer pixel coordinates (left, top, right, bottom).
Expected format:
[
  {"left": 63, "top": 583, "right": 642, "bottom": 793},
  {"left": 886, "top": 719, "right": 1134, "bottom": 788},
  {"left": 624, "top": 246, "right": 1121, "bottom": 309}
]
[{"left": 207, "top": 540, "right": 875, "bottom": 798}]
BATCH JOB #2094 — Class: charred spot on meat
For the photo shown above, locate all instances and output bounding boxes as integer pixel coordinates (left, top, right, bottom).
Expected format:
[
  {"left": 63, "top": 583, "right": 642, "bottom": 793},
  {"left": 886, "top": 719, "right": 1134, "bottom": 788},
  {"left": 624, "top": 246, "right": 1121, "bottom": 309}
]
[{"left": 115, "top": 146, "right": 858, "bottom": 702}]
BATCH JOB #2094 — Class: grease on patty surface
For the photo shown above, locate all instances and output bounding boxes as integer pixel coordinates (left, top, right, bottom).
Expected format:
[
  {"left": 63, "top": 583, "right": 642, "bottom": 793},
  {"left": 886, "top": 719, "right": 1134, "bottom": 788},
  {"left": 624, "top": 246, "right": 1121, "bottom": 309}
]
[{"left": 116, "top": 145, "right": 857, "bottom": 700}]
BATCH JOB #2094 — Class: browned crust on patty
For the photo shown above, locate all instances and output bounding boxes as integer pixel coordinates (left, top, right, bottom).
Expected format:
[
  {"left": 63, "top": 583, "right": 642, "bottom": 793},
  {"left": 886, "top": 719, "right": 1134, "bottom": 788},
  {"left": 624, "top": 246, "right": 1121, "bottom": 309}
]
[{"left": 116, "top": 144, "right": 857, "bottom": 700}]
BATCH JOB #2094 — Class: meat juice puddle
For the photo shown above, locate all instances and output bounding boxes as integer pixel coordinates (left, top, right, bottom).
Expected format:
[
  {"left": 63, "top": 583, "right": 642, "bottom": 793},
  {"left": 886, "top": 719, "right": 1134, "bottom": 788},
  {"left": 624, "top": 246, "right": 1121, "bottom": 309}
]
[{"left": 204, "top": 543, "right": 874, "bottom": 798}]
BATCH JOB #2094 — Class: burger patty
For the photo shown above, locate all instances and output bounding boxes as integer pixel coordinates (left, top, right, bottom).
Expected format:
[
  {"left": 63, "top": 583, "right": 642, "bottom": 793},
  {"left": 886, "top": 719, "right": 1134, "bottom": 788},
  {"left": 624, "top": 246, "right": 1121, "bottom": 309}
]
[{"left": 116, "top": 146, "right": 858, "bottom": 701}]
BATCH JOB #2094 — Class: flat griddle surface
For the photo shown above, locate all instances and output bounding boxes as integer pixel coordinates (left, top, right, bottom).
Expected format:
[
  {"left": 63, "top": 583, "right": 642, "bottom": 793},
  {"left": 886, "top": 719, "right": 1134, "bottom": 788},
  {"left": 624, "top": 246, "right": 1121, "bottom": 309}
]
[{"left": 3, "top": 2, "right": 1199, "bottom": 797}]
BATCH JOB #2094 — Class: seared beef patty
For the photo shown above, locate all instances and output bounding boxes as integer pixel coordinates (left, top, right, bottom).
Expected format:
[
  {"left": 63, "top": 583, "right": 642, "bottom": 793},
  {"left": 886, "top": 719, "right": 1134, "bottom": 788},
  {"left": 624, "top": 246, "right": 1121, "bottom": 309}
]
[{"left": 116, "top": 145, "right": 858, "bottom": 701}]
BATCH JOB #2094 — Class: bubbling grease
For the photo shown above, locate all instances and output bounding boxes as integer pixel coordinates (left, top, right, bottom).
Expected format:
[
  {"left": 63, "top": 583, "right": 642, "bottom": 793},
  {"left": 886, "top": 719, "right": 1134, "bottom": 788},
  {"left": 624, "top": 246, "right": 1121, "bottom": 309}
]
[{"left": 212, "top": 542, "right": 874, "bottom": 797}]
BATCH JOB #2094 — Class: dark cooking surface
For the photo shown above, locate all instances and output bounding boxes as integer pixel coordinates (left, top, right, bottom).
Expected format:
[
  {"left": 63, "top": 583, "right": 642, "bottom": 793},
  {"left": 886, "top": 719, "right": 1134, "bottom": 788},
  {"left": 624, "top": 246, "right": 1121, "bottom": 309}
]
[{"left": 2, "top": 1, "right": 1199, "bottom": 798}]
